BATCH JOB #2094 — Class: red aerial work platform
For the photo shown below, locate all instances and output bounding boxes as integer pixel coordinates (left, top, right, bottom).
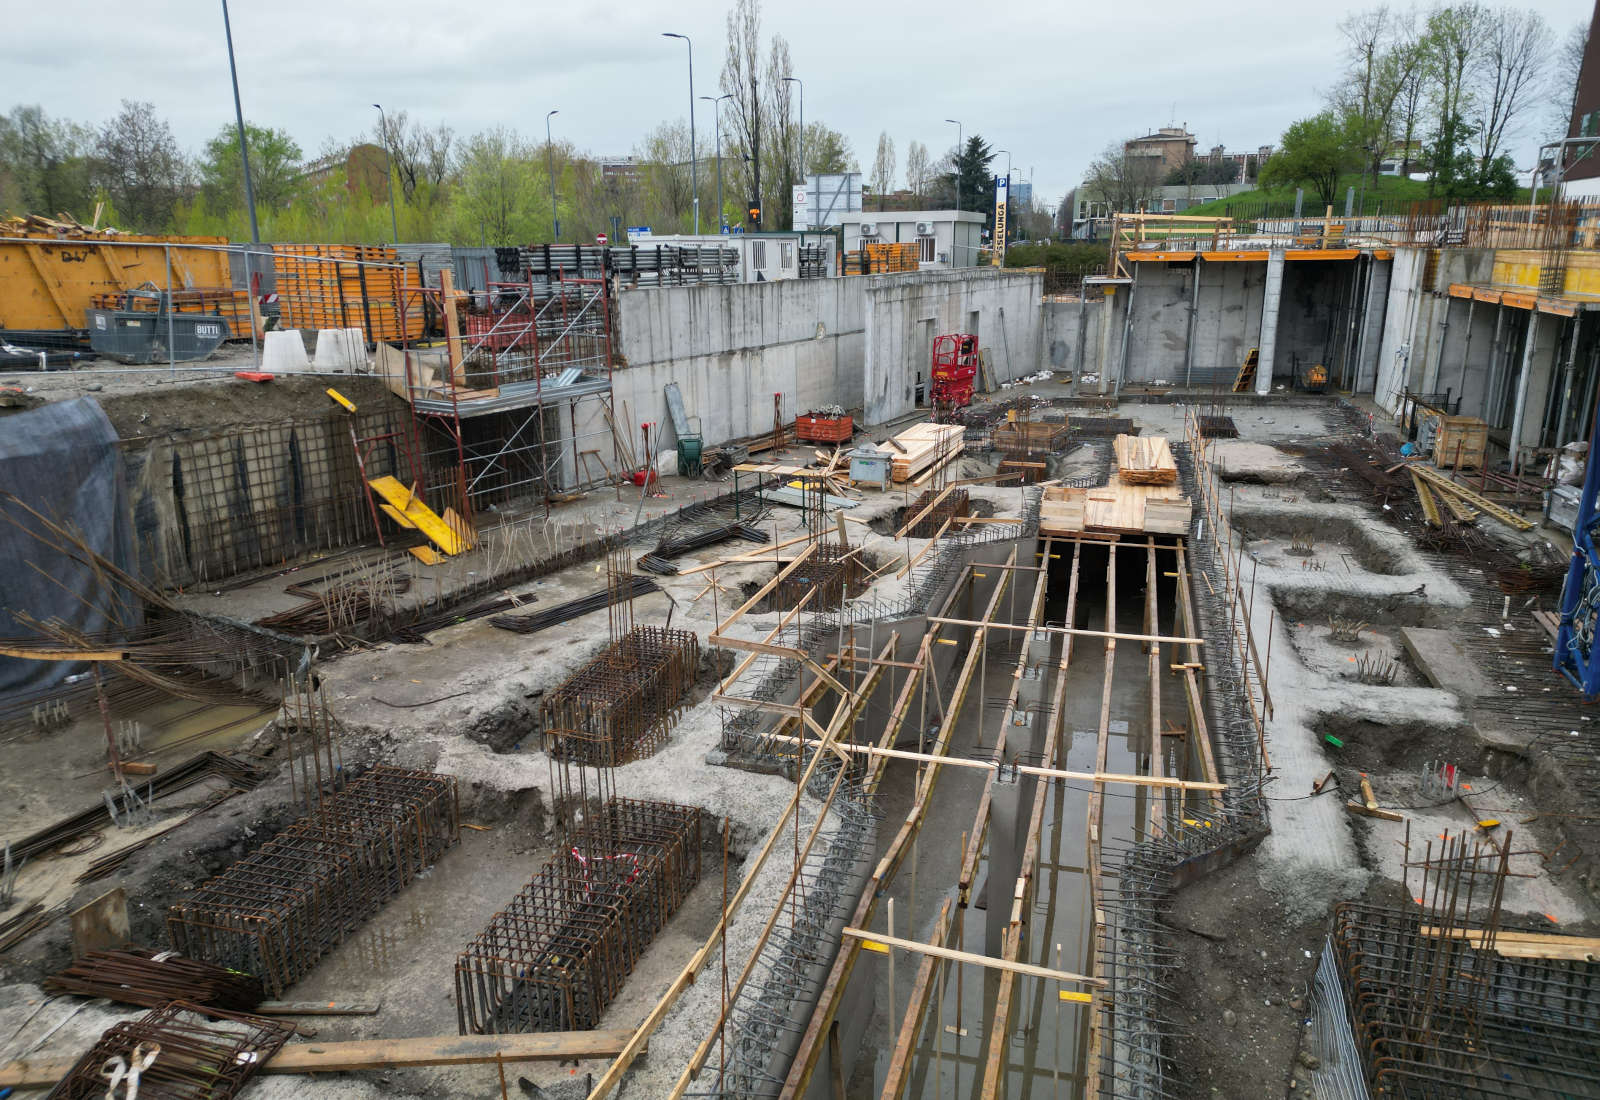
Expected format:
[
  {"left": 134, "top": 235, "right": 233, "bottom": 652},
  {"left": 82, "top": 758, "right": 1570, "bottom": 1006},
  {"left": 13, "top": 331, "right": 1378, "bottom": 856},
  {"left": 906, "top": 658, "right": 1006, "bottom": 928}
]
[{"left": 931, "top": 333, "right": 978, "bottom": 414}]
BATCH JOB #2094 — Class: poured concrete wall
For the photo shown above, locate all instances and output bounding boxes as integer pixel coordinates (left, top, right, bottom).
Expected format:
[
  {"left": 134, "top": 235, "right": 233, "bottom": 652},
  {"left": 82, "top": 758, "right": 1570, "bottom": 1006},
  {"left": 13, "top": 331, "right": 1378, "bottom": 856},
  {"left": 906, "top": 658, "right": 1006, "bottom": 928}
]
[
  {"left": 1373, "top": 247, "right": 1497, "bottom": 413},
  {"left": 1041, "top": 299, "right": 1103, "bottom": 378},
  {"left": 1118, "top": 261, "right": 1266, "bottom": 386},
  {"left": 861, "top": 268, "right": 1043, "bottom": 423},
  {"left": 608, "top": 277, "right": 867, "bottom": 449}
]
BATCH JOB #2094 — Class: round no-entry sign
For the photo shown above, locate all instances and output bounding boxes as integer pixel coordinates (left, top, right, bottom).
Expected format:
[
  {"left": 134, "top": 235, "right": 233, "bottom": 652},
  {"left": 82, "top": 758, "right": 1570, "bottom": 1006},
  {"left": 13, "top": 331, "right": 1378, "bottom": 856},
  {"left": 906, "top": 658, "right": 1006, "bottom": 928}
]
[{"left": 596, "top": 232, "right": 609, "bottom": 245}]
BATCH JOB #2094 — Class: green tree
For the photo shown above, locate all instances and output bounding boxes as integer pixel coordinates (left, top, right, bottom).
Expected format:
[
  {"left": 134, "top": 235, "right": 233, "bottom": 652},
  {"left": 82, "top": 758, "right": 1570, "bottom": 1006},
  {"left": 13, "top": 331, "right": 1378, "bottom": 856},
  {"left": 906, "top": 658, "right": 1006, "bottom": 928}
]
[
  {"left": 448, "top": 127, "right": 546, "bottom": 245},
  {"left": 933, "top": 135, "right": 995, "bottom": 221},
  {"left": 1260, "top": 112, "right": 1361, "bottom": 208},
  {"left": 0, "top": 105, "right": 95, "bottom": 219},
  {"left": 803, "top": 123, "right": 854, "bottom": 174},
  {"left": 197, "top": 122, "right": 303, "bottom": 215}
]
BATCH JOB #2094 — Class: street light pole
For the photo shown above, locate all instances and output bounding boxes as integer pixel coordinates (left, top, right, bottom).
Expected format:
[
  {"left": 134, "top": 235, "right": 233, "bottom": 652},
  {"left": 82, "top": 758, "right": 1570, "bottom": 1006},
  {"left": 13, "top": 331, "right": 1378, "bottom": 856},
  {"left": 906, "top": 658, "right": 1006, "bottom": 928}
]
[
  {"left": 783, "top": 76, "right": 803, "bottom": 229},
  {"left": 545, "top": 110, "right": 561, "bottom": 241},
  {"left": 372, "top": 104, "right": 400, "bottom": 245},
  {"left": 220, "top": 0, "right": 259, "bottom": 246},
  {"left": 663, "top": 33, "right": 699, "bottom": 234},
  {"left": 702, "top": 94, "right": 731, "bottom": 232}
]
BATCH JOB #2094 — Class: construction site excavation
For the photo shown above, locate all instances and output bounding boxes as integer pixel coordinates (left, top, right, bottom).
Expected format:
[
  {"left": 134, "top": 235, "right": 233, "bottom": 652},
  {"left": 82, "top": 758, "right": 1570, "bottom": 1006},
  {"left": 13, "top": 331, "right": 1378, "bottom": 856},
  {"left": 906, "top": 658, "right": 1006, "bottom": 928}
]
[{"left": 4, "top": 196, "right": 1600, "bottom": 1100}]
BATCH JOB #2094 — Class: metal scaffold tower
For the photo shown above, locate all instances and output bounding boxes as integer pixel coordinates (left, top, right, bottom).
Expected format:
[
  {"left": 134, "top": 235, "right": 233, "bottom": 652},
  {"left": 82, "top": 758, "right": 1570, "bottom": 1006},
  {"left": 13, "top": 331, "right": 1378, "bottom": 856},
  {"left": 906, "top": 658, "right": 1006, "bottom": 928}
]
[{"left": 395, "top": 259, "right": 623, "bottom": 526}]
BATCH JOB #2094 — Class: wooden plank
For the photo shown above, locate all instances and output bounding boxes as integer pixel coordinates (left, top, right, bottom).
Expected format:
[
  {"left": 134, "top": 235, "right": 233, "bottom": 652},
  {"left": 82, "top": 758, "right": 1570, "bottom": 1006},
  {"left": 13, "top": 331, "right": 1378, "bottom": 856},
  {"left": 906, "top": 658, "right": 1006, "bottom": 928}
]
[
  {"left": 840, "top": 928, "right": 1105, "bottom": 987},
  {"left": 0, "top": 1032, "right": 642, "bottom": 1086},
  {"left": 255, "top": 1001, "right": 383, "bottom": 1015}
]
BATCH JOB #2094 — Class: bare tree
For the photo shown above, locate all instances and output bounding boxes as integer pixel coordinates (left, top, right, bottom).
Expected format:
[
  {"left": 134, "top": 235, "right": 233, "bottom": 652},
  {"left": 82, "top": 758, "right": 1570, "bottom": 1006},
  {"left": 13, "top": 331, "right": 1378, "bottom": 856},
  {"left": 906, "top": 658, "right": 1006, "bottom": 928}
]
[
  {"left": 1332, "top": 6, "right": 1424, "bottom": 177},
  {"left": 1422, "top": 2, "right": 1487, "bottom": 190},
  {"left": 1546, "top": 18, "right": 1589, "bottom": 141},
  {"left": 371, "top": 109, "right": 453, "bottom": 202},
  {"left": 720, "top": 0, "right": 764, "bottom": 225},
  {"left": 1083, "top": 140, "right": 1162, "bottom": 214},
  {"left": 871, "top": 132, "right": 895, "bottom": 210},
  {"left": 1472, "top": 7, "right": 1551, "bottom": 181},
  {"left": 763, "top": 35, "right": 797, "bottom": 228},
  {"left": 636, "top": 119, "right": 696, "bottom": 228},
  {"left": 93, "top": 100, "right": 189, "bottom": 231},
  {"left": 904, "top": 140, "right": 929, "bottom": 201}
]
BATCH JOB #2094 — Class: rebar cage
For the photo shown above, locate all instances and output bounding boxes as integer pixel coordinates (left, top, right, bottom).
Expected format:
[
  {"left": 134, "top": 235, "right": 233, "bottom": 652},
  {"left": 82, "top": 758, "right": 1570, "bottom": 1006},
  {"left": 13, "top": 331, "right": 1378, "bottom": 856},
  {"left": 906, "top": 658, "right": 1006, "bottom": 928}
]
[
  {"left": 455, "top": 797, "right": 702, "bottom": 1034},
  {"left": 167, "top": 766, "right": 459, "bottom": 996},
  {"left": 543, "top": 625, "right": 701, "bottom": 768}
]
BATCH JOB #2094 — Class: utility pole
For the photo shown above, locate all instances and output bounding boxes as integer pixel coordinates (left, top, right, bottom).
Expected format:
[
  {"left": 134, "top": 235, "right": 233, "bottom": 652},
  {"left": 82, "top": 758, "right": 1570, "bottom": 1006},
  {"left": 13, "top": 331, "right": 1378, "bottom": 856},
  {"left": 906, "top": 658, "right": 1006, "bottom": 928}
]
[
  {"left": 784, "top": 76, "right": 804, "bottom": 229},
  {"left": 945, "top": 119, "right": 963, "bottom": 211},
  {"left": 703, "top": 94, "right": 732, "bottom": 232},
  {"left": 663, "top": 33, "right": 699, "bottom": 234},
  {"left": 546, "top": 110, "right": 561, "bottom": 240},
  {"left": 372, "top": 104, "right": 400, "bottom": 245},
  {"left": 221, "top": 0, "right": 258, "bottom": 245}
]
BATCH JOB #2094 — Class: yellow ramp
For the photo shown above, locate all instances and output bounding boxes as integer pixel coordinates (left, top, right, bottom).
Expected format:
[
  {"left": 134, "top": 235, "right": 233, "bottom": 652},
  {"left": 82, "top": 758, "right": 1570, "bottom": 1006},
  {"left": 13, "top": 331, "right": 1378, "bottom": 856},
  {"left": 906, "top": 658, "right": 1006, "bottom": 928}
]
[{"left": 367, "top": 476, "right": 469, "bottom": 556}]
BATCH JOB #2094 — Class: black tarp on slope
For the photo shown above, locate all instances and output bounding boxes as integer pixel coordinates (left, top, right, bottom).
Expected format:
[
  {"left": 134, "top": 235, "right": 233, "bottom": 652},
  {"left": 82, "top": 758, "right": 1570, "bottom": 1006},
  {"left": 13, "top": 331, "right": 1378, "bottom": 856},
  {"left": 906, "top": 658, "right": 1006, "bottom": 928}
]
[{"left": 0, "top": 397, "right": 136, "bottom": 699}]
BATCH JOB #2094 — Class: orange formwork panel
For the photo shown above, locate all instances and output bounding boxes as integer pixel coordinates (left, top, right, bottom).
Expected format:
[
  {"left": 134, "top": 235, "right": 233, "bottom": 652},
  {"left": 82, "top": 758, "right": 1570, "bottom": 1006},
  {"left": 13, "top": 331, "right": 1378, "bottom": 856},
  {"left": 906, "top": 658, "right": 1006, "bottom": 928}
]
[
  {"left": 0, "top": 233, "right": 232, "bottom": 331},
  {"left": 272, "top": 244, "right": 424, "bottom": 344}
]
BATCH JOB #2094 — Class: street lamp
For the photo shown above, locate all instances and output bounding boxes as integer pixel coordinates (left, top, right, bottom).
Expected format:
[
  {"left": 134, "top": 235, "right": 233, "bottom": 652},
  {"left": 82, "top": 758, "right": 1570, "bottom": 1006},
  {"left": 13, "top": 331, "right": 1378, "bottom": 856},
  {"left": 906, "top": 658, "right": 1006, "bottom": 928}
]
[
  {"left": 545, "top": 110, "right": 560, "bottom": 241},
  {"left": 945, "top": 119, "right": 962, "bottom": 212},
  {"left": 783, "top": 76, "right": 803, "bottom": 228},
  {"left": 702, "top": 93, "right": 732, "bottom": 232},
  {"left": 220, "top": 0, "right": 258, "bottom": 245},
  {"left": 372, "top": 104, "right": 400, "bottom": 245},
  {"left": 662, "top": 33, "right": 699, "bottom": 234}
]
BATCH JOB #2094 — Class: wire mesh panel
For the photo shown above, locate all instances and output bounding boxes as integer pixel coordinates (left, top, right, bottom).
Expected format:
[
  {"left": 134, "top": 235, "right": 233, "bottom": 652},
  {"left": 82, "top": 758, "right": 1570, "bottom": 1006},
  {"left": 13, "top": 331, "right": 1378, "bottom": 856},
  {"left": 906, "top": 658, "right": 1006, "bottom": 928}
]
[
  {"left": 167, "top": 767, "right": 458, "bottom": 995},
  {"left": 456, "top": 798, "right": 702, "bottom": 1034}
]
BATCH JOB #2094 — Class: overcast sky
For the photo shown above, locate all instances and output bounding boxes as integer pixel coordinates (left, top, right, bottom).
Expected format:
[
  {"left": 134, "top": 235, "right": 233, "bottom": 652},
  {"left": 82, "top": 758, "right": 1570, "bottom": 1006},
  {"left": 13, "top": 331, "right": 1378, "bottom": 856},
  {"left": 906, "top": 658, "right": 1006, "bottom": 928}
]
[{"left": 10, "top": 0, "right": 1593, "bottom": 209}]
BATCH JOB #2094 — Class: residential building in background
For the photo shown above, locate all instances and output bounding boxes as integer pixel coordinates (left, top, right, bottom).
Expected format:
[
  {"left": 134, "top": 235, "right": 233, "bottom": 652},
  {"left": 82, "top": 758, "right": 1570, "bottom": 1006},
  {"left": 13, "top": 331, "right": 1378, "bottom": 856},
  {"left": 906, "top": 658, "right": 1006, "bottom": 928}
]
[
  {"left": 1124, "top": 127, "right": 1198, "bottom": 177},
  {"left": 1559, "top": 1, "right": 1600, "bottom": 198}
]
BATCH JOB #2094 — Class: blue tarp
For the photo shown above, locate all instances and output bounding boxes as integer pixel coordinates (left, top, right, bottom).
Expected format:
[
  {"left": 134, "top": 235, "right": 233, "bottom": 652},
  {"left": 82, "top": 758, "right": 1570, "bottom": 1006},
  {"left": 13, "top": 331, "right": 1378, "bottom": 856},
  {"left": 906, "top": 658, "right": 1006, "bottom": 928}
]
[{"left": 0, "top": 397, "right": 134, "bottom": 699}]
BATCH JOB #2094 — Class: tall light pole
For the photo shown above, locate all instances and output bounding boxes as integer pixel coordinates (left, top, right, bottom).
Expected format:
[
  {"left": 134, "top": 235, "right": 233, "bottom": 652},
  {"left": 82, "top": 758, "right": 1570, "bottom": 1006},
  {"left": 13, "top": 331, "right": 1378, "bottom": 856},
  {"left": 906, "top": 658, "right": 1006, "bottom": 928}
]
[
  {"left": 372, "top": 104, "right": 399, "bottom": 245},
  {"left": 783, "top": 75, "right": 803, "bottom": 229},
  {"left": 220, "top": 0, "right": 259, "bottom": 246},
  {"left": 945, "top": 119, "right": 962, "bottom": 211},
  {"left": 545, "top": 110, "right": 561, "bottom": 241},
  {"left": 662, "top": 33, "right": 699, "bottom": 234},
  {"left": 702, "top": 93, "right": 731, "bottom": 232}
]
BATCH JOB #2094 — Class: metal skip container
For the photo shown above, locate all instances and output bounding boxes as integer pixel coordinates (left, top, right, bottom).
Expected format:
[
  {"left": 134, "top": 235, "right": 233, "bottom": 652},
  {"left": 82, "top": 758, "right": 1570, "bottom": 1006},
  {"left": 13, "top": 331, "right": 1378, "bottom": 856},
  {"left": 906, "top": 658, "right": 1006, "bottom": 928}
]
[{"left": 86, "top": 308, "right": 231, "bottom": 364}]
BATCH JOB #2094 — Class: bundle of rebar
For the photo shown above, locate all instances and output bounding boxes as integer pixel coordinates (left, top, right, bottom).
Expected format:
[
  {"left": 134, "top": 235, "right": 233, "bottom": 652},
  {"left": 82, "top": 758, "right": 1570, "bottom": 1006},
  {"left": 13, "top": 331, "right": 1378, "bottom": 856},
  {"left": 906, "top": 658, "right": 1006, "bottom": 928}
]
[
  {"left": 44, "top": 1001, "right": 290, "bottom": 1100},
  {"left": 1195, "top": 415, "right": 1238, "bottom": 439},
  {"left": 8, "top": 752, "right": 264, "bottom": 864},
  {"left": 44, "top": 948, "right": 265, "bottom": 1011},
  {"left": 637, "top": 522, "right": 768, "bottom": 575},
  {"left": 544, "top": 626, "right": 700, "bottom": 767},
  {"left": 167, "top": 766, "right": 459, "bottom": 996},
  {"left": 455, "top": 798, "right": 702, "bottom": 1034},
  {"left": 488, "top": 577, "right": 660, "bottom": 636}
]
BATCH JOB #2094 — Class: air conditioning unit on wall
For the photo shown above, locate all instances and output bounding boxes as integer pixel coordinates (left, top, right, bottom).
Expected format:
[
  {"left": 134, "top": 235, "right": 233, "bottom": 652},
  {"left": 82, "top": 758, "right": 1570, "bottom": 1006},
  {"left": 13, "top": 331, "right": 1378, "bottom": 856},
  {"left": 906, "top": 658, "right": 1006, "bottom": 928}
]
[
  {"left": 858, "top": 222, "right": 877, "bottom": 237},
  {"left": 915, "top": 221, "right": 934, "bottom": 235}
]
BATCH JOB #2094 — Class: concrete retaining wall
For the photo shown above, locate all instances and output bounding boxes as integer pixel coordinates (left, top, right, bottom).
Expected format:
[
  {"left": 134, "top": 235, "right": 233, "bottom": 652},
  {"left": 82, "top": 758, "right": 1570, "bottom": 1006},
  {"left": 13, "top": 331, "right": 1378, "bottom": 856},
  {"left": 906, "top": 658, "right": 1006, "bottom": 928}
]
[
  {"left": 861, "top": 268, "right": 1043, "bottom": 423},
  {"left": 1041, "top": 299, "right": 1103, "bottom": 377}
]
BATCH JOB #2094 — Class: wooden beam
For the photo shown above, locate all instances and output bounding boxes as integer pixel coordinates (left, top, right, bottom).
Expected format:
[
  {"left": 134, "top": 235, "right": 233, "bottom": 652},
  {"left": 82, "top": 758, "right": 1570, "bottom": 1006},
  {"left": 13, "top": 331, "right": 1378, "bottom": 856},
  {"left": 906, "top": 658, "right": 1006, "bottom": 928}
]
[
  {"left": 926, "top": 616, "right": 1203, "bottom": 646},
  {"left": 0, "top": 645, "right": 127, "bottom": 662},
  {"left": 895, "top": 483, "right": 956, "bottom": 539},
  {"left": 841, "top": 928, "right": 1105, "bottom": 987},
  {"left": 0, "top": 1032, "right": 641, "bottom": 1086},
  {"left": 750, "top": 733, "right": 1224, "bottom": 790}
]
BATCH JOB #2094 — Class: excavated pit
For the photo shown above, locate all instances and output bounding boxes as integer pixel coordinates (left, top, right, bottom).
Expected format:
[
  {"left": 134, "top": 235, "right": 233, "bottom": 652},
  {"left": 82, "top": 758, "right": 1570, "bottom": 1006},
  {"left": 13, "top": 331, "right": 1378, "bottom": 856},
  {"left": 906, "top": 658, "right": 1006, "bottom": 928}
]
[{"left": 1231, "top": 511, "right": 1408, "bottom": 577}]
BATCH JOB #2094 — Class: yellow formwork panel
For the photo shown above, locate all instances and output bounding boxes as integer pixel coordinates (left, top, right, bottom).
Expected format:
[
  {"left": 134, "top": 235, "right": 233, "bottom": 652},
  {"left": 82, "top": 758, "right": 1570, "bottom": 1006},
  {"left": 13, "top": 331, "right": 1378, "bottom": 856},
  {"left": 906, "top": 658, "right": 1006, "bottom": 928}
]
[{"left": 367, "top": 475, "right": 468, "bottom": 556}]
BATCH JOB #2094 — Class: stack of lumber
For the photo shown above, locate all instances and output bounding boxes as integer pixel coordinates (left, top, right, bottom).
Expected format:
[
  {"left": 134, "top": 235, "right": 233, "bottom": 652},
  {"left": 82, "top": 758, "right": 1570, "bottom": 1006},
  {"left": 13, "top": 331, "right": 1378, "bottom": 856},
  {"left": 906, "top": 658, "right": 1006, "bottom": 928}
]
[
  {"left": 887, "top": 423, "right": 964, "bottom": 482},
  {"left": 1038, "top": 432, "right": 1191, "bottom": 536},
  {"left": 1112, "top": 434, "right": 1178, "bottom": 485},
  {"left": 1406, "top": 462, "right": 1534, "bottom": 531}
]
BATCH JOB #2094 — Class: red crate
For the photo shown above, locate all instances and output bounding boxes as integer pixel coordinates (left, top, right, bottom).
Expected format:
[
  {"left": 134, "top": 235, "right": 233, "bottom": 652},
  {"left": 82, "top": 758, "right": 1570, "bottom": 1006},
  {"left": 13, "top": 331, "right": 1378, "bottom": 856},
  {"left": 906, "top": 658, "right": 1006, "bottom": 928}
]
[{"left": 795, "top": 415, "right": 853, "bottom": 443}]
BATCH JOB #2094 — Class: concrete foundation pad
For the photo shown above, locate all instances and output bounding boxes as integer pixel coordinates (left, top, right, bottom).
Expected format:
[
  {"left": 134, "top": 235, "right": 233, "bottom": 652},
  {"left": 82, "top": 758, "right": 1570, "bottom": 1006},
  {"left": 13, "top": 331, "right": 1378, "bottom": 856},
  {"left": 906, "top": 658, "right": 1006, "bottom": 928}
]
[{"left": 1399, "top": 626, "right": 1493, "bottom": 700}]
